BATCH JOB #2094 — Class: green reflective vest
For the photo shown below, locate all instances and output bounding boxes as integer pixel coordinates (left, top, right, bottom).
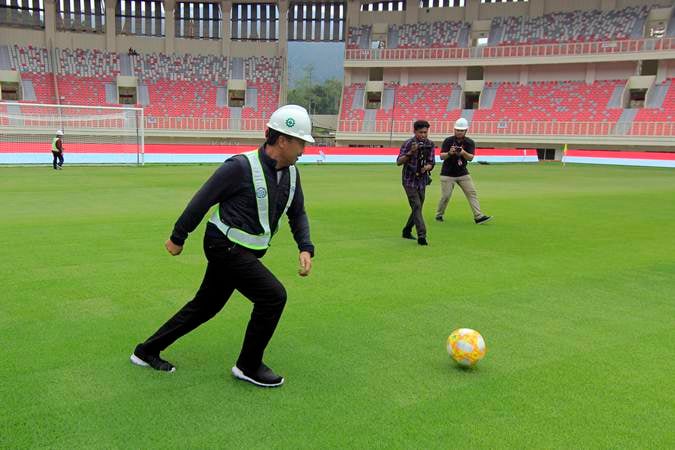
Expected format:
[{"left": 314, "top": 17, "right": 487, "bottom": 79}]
[{"left": 209, "top": 150, "right": 297, "bottom": 250}]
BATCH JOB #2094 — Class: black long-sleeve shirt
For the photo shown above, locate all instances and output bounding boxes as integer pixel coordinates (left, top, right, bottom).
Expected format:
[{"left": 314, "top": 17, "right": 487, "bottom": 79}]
[{"left": 170, "top": 146, "right": 314, "bottom": 257}]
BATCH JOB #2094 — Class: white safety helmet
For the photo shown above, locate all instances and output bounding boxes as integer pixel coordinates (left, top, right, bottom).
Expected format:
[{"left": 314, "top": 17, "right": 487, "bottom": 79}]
[
  {"left": 454, "top": 118, "right": 469, "bottom": 131},
  {"left": 267, "top": 105, "right": 315, "bottom": 143},
  {"left": 56, "top": 129, "right": 64, "bottom": 136}
]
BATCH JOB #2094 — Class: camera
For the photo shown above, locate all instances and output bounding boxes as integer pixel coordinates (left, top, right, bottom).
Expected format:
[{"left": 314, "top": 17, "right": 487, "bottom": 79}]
[{"left": 415, "top": 140, "right": 433, "bottom": 150}]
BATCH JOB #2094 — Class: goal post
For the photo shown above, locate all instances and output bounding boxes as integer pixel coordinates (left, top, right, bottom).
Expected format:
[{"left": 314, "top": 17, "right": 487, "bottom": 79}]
[{"left": 0, "top": 102, "right": 145, "bottom": 165}]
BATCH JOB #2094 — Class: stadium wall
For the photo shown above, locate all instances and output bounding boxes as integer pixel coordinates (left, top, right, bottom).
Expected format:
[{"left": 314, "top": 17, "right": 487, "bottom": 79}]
[{"left": 4, "top": 145, "right": 674, "bottom": 167}]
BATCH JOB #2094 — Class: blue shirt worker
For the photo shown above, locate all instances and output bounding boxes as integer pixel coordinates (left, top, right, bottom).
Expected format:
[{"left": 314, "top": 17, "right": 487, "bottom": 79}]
[
  {"left": 396, "top": 120, "right": 436, "bottom": 246},
  {"left": 131, "top": 105, "right": 315, "bottom": 388}
]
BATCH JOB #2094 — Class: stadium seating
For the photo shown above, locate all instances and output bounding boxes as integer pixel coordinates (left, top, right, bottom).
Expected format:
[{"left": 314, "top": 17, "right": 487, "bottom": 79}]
[
  {"left": 19, "top": 72, "right": 57, "bottom": 104},
  {"left": 242, "top": 56, "right": 281, "bottom": 82},
  {"left": 57, "top": 48, "right": 120, "bottom": 78},
  {"left": 144, "top": 80, "right": 224, "bottom": 119},
  {"left": 339, "top": 82, "right": 461, "bottom": 132},
  {"left": 240, "top": 81, "right": 279, "bottom": 130},
  {"left": 390, "top": 21, "right": 470, "bottom": 48},
  {"left": 57, "top": 75, "right": 110, "bottom": 106},
  {"left": 9, "top": 45, "right": 50, "bottom": 73},
  {"left": 4, "top": 46, "right": 280, "bottom": 128},
  {"left": 632, "top": 78, "right": 675, "bottom": 134},
  {"left": 491, "top": 6, "right": 653, "bottom": 45},
  {"left": 472, "top": 80, "right": 625, "bottom": 123},
  {"left": 346, "top": 26, "right": 371, "bottom": 49},
  {"left": 132, "top": 52, "right": 229, "bottom": 82}
]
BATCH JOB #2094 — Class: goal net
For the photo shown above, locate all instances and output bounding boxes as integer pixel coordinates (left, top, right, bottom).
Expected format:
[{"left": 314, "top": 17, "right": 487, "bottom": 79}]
[{"left": 0, "top": 102, "right": 144, "bottom": 165}]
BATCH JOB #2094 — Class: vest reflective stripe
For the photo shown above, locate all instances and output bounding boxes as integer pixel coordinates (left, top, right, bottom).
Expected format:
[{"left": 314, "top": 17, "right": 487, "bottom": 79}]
[
  {"left": 52, "top": 137, "right": 59, "bottom": 152},
  {"left": 208, "top": 150, "right": 297, "bottom": 250}
]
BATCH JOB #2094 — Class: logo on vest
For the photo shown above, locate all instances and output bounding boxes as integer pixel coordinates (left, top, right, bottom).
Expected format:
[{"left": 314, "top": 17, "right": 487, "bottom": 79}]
[{"left": 256, "top": 187, "right": 267, "bottom": 198}]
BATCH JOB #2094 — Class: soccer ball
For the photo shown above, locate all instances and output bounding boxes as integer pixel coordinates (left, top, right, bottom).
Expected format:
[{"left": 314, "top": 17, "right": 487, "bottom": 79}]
[{"left": 447, "top": 328, "right": 486, "bottom": 367}]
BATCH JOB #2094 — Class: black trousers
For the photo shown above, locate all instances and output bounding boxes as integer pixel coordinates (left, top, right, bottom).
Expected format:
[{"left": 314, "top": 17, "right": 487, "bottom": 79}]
[
  {"left": 52, "top": 151, "right": 64, "bottom": 169},
  {"left": 403, "top": 185, "right": 427, "bottom": 239},
  {"left": 140, "top": 236, "right": 287, "bottom": 371}
]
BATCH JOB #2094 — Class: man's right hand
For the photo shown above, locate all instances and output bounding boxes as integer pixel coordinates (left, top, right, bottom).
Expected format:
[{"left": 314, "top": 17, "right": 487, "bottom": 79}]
[{"left": 165, "top": 239, "right": 183, "bottom": 256}]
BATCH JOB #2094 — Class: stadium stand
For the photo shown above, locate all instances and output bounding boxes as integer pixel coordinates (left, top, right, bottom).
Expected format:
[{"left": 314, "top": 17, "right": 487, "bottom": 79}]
[
  {"left": 388, "top": 21, "right": 471, "bottom": 48},
  {"left": 347, "top": 26, "right": 371, "bottom": 49},
  {"left": 132, "top": 52, "right": 229, "bottom": 82},
  {"left": 57, "top": 76, "right": 110, "bottom": 106},
  {"left": 8, "top": 45, "right": 50, "bottom": 73},
  {"left": 4, "top": 46, "right": 280, "bottom": 127},
  {"left": 631, "top": 78, "right": 675, "bottom": 134},
  {"left": 57, "top": 48, "right": 120, "bottom": 78},
  {"left": 19, "top": 73, "right": 57, "bottom": 104},
  {"left": 472, "top": 80, "right": 625, "bottom": 123},
  {"left": 143, "top": 80, "right": 225, "bottom": 119},
  {"left": 490, "top": 6, "right": 656, "bottom": 45},
  {"left": 339, "top": 83, "right": 366, "bottom": 126},
  {"left": 339, "top": 82, "right": 462, "bottom": 132}
]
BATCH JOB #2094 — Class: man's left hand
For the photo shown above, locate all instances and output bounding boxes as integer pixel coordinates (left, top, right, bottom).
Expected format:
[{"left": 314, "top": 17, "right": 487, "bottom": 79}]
[
  {"left": 422, "top": 164, "right": 433, "bottom": 173},
  {"left": 298, "top": 251, "right": 312, "bottom": 277}
]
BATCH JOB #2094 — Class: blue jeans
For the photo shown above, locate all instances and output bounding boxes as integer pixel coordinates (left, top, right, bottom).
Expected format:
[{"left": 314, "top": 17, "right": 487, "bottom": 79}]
[{"left": 52, "top": 152, "right": 64, "bottom": 169}]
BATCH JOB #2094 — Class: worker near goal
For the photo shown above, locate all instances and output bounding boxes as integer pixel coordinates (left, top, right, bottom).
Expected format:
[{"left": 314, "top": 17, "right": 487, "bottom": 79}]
[
  {"left": 52, "top": 130, "right": 64, "bottom": 170},
  {"left": 435, "top": 118, "right": 492, "bottom": 225},
  {"left": 131, "top": 105, "right": 315, "bottom": 388}
]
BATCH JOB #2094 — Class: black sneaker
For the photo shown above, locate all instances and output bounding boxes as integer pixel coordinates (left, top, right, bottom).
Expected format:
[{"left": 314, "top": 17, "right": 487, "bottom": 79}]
[
  {"left": 475, "top": 216, "right": 493, "bottom": 225},
  {"left": 417, "top": 237, "right": 428, "bottom": 246},
  {"left": 435, "top": 215, "right": 444, "bottom": 222},
  {"left": 130, "top": 344, "right": 176, "bottom": 372},
  {"left": 402, "top": 230, "right": 415, "bottom": 240},
  {"left": 232, "top": 363, "right": 284, "bottom": 388}
]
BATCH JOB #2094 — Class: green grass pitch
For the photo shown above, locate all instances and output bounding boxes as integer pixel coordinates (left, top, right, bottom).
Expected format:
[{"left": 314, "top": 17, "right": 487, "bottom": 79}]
[{"left": 1, "top": 163, "right": 674, "bottom": 448}]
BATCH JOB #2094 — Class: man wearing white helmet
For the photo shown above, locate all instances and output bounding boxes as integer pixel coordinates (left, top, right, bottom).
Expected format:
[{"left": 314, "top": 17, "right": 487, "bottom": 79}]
[
  {"left": 52, "top": 130, "right": 65, "bottom": 170},
  {"left": 131, "top": 105, "right": 315, "bottom": 388},
  {"left": 435, "top": 118, "right": 492, "bottom": 224}
]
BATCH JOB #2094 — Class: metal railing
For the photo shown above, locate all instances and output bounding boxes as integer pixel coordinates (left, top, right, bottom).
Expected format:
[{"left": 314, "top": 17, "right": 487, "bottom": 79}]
[
  {"left": 337, "top": 120, "right": 675, "bottom": 137},
  {"left": 144, "top": 116, "right": 267, "bottom": 131},
  {"left": 345, "top": 37, "right": 675, "bottom": 61},
  {"left": 4, "top": 108, "right": 673, "bottom": 137}
]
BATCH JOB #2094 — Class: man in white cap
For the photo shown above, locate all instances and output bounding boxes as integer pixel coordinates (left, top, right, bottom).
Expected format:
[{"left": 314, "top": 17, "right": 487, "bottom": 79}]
[
  {"left": 435, "top": 118, "right": 492, "bottom": 224},
  {"left": 131, "top": 105, "right": 315, "bottom": 388},
  {"left": 52, "top": 130, "right": 65, "bottom": 170}
]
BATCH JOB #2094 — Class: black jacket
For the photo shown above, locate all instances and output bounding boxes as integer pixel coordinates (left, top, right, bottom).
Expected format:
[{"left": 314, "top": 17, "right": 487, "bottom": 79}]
[{"left": 170, "top": 146, "right": 314, "bottom": 257}]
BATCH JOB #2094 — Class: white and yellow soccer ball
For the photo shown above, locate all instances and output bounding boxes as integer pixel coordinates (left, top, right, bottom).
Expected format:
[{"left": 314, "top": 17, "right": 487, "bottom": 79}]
[{"left": 447, "top": 328, "right": 486, "bottom": 367}]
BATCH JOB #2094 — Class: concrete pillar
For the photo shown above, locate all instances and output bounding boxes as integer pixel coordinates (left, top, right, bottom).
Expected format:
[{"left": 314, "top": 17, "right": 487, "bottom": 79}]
[
  {"left": 278, "top": 0, "right": 289, "bottom": 104},
  {"left": 164, "top": 0, "right": 176, "bottom": 54},
  {"left": 586, "top": 63, "right": 596, "bottom": 84},
  {"left": 404, "top": 2, "right": 418, "bottom": 25},
  {"left": 44, "top": 0, "right": 56, "bottom": 50},
  {"left": 105, "top": 0, "right": 116, "bottom": 52},
  {"left": 528, "top": 0, "right": 545, "bottom": 17},
  {"left": 655, "top": 60, "right": 667, "bottom": 83},
  {"left": 458, "top": 67, "right": 467, "bottom": 87},
  {"left": 519, "top": 66, "right": 528, "bottom": 85},
  {"left": 464, "top": 0, "right": 479, "bottom": 23},
  {"left": 345, "top": 0, "right": 360, "bottom": 29},
  {"left": 221, "top": 0, "right": 231, "bottom": 57}
]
